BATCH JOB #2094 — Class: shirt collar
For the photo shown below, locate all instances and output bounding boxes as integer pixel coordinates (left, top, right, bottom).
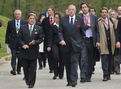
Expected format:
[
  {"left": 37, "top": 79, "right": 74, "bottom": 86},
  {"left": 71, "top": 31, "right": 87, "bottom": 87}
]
[
  {"left": 53, "top": 22, "right": 59, "bottom": 27},
  {"left": 28, "top": 23, "right": 34, "bottom": 30},
  {"left": 69, "top": 14, "right": 75, "bottom": 19},
  {"left": 15, "top": 19, "right": 21, "bottom": 24},
  {"left": 101, "top": 17, "right": 108, "bottom": 21},
  {"left": 83, "top": 13, "right": 89, "bottom": 17},
  {"left": 49, "top": 16, "right": 54, "bottom": 19}
]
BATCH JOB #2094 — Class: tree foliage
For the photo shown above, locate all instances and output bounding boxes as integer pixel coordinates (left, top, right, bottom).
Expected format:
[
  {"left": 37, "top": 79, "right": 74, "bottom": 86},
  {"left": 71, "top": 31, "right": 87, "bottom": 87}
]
[{"left": 0, "top": 0, "right": 121, "bottom": 20}]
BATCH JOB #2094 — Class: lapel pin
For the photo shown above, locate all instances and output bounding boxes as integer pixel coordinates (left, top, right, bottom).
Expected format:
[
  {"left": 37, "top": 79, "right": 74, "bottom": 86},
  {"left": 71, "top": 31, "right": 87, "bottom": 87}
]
[
  {"left": 35, "top": 29, "right": 36, "bottom": 31},
  {"left": 75, "top": 19, "right": 77, "bottom": 21}
]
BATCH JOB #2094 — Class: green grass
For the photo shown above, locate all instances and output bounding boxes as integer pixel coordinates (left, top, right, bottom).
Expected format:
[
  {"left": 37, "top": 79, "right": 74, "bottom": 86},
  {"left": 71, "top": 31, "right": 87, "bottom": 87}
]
[{"left": 0, "top": 15, "right": 11, "bottom": 58}]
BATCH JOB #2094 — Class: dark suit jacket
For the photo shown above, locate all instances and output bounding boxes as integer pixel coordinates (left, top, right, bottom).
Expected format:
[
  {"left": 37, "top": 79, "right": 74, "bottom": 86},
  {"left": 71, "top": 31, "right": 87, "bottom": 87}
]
[
  {"left": 42, "top": 17, "right": 51, "bottom": 52},
  {"left": 79, "top": 14, "right": 100, "bottom": 47},
  {"left": 35, "top": 21, "right": 42, "bottom": 27},
  {"left": 116, "top": 17, "right": 121, "bottom": 42},
  {"left": 38, "top": 12, "right": 47, "bottom": 22},
  {"left": 58, "top": 15, "right": 86, "bottom": 52},
  {"left": 0, "top": 22, "right": 2, "bottom": 27},
  {"left": 48, "top": 23, "right": 60, "bottom": 48},
  {"left": 5, "top": 19, "right": 27, "bottom": 49},
  {"left": 18, "top": 24, "right": 43, "bottom": 59}
]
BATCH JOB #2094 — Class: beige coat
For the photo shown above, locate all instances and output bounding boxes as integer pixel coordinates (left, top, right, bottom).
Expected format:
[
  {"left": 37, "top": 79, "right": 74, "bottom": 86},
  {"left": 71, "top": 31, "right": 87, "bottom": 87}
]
[{"left": 98, "top": 17, "right": 117, "bottom": 55}]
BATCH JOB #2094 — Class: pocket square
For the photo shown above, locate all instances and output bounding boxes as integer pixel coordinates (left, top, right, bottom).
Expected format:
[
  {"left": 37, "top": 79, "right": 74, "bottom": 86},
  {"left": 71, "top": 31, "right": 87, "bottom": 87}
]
[
  {"left": 77, "top": 25, "right": 81, "bottom": 27},
  {"left": 35, "top": 32, "right": 38, "bottom": 34}
]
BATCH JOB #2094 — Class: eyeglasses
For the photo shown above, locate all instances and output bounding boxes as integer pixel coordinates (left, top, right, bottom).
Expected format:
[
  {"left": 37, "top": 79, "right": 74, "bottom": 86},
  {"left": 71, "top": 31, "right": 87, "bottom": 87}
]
[{"left": 101, "top": 12, "right": 108, "bottom": 13}]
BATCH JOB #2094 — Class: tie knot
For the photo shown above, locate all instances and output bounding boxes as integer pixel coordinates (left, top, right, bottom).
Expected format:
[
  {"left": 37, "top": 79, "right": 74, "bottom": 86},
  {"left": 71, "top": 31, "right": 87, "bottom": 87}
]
[{"left": 71, "top": 18, "right": 73, "bottom": 20}]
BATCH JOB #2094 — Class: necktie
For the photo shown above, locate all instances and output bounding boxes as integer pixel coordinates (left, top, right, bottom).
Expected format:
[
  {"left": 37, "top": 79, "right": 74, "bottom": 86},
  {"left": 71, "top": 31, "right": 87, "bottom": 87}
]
[
  {"left": 51, "top": 17, "right": 52, "bottom": 23},
  {"left": 70, "top": 18, "right": 73, "bottom": 29},
  {"left": 30, "top": 25, "right": 32, "bottom": 36},
  {"left": 16, "top": 21, "right": 19, "bottom": 33},
  {"left": 85, "top": 15, "right": 91, "bottom": 38}
]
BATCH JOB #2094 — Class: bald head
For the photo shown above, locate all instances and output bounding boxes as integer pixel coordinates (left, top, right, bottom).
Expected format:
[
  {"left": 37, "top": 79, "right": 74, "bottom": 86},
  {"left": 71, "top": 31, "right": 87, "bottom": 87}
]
[
  {"left": 65, "top": 9, "right": 69, "bottom": 16},
  {"left": 117, "top": 6, "right": 121, "bottom": 15}
]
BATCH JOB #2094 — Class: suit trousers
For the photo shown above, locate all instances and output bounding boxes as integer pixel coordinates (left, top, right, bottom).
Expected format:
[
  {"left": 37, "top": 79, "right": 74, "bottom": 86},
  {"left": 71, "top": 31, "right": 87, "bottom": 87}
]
[
  {"left": 79, "top": 45, "right": 88, "bottom": 79},
  {"left": 47, "top": 50, "right": 53, "bottom": 71},
  {"left": 85, "top": 37, "right": 94, "bottom": 79},
  {"left": 61, "top": 51, "right": 71, "bottom": 83},
  {"left": 38, "top": 53, "right": 46, "bottom": 68},
  {"left": 114, "top": 55, "right": 121, "bottom": 72},
  {"left": 22, "top": 58, "right": 37, "bottom": 86},
  {"left": 52, "top": 44, "right": 64, "bottom": 77},
  {"left": 10, "top": 48, "right": 21, "bottom": 72},
  {"left": 101, "top": 40, "right": 112, "bottom": 78}
]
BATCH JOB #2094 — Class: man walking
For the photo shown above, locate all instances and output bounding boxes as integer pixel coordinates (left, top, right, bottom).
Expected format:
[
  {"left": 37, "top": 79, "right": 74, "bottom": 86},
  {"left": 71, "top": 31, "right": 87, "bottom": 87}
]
[
  {"left": 5, "top": 10, "right": 27, "bottom": 75},
  {"left": 18, "top": 13, "right": 43, "bottom": 88}
]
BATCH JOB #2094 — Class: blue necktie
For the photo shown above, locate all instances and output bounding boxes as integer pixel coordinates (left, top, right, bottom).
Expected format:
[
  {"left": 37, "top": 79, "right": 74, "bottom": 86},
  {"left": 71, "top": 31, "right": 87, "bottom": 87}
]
[{"left": 70, "top": 18, "right": 73, "bottom": 29}]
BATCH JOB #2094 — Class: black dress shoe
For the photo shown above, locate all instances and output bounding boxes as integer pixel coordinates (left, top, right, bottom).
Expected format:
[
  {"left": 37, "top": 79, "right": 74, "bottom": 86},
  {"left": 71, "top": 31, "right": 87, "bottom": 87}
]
[
  {"left": 72, "top": 82, "right": 77, "bottom": 87},
  {"left": 23, "top": 76, "right": 25, "bottom": 80},
  {"left": 53, "top": 76, "right": 57, "bottom": 79},
  {"left": 66, "top": 83, "right": 72, "bottom": 86},
  {"left": 49, "top": 70, "right": 53, "bottom": 73},
  {"left": 10, "top": 70, "right": 16, "bottom": 75},
  {"left": 86, "top": 79, "right": 91, "bottom": 82},
  {"left": 28, "top": 85, "right": 33, "bottom": 88},
  {"left": 38, "top": 67, "right": 42, "bottom": 70},
  {"left": 80, "top": 78, "right": 86, "bottom": 82},
  {"left": 17, "top": 72, "right": 21, "bottom": 74},
  {"left": 59, "top": 77, "right": 63, "bottom": 79}
]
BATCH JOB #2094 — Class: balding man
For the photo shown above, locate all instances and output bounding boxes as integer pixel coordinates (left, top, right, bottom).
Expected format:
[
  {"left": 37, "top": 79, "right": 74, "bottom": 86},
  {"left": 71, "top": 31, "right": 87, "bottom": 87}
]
[
  {"left": 58, "top": 4, "right": 87, "bottom": 87},
  {"left": 65, "top": 9, "right": 69, "bottom": 15},
  {"left": 117, "top": 6, "right": 121, "bottom": 18},
  {"left": 5, "top": 10, "right": 27, "bottom": 75}
]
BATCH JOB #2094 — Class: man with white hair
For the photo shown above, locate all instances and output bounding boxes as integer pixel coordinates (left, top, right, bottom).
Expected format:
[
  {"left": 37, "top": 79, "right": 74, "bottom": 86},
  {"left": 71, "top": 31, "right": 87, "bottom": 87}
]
[
  {"left": 5, "top": 10, "right": 27, "bottom": 75},
  {"left": 58, "top": 4, "right": 87, "bottom": 87}
]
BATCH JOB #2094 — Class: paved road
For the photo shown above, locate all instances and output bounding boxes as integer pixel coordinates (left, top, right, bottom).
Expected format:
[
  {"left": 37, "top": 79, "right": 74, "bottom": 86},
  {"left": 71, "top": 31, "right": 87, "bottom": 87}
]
[{"left": 0, "top": 59, "right": 121, "bottom": 89}]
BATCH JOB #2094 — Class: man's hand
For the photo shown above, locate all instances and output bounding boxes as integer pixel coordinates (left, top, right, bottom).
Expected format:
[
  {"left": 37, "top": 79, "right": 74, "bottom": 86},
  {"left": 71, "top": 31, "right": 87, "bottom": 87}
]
[
  {"left": 23, "top": 45, "right": 29, "bottom": 49},
  {"left": 116, "top": 42, "right": 120, "bottom": 48},
  {"left": 96, "top": 42, "right": 100, "bottom": 47},
  {"left": 47, "top": 47, "right": 51, "bottom": 52},
  {"left": 87, "top": 24, "right": 91, "bottom": 28},
  {"left": 60, "top": 40, "right": 66, "bottom": 45},
  {"left": 29, "top": 40, "right": 35, "bottom": 45},
  {"left": 5, "top": 44, "right": 9, "bottom": 46}
]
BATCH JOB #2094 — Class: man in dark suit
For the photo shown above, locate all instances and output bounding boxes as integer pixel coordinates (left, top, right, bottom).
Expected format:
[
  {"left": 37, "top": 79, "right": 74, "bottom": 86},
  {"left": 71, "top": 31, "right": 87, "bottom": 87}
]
[
  {"left": 42, "top": 6, "right": 55, "bottom": 73},
  {"left": 18, "top": 13, "right": 43, "bottom": 88},
  {"left": 58, "top": 5, "right": 88, "bottom": 87},
  {"left": 5, "top": 10, "right": 27, "bottom": 75},
  {"left": 80, "top": 2, "right": 100, "bottom": 82}
]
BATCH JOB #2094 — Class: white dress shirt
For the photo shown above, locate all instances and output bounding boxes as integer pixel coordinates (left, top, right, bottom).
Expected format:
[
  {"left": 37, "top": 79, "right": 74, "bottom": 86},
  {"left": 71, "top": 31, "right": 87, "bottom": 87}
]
[
  {"left": 69, "top": 15, "right": 75, "bottom": 24},
  {"left": 28, "top": 24, "right": 34, "bottom": 31}
]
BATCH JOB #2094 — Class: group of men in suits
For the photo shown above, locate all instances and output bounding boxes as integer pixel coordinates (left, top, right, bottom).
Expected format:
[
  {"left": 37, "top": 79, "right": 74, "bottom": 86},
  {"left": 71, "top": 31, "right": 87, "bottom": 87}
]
[
  {"left": 4, "top": 2, "right": 121, "bottom": 88},
  {"left": 5, "top": 10, "right": 43, "bottom": 88}
]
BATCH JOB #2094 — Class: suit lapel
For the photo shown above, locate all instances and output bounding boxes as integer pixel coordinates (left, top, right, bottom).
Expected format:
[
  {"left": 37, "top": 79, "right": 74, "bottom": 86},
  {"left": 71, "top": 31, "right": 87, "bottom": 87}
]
[
  {"left": 67, "top": 16, "right": 71, "bottom": 29},
  {"left": 30, "top": 25, "right": 36, "bottom": 39},
  {"left": 72, "top": 15, "right": 77, "bottom": 30},
  {"left": 13, "top": 20, "right": 16, "bottom": 30}
]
